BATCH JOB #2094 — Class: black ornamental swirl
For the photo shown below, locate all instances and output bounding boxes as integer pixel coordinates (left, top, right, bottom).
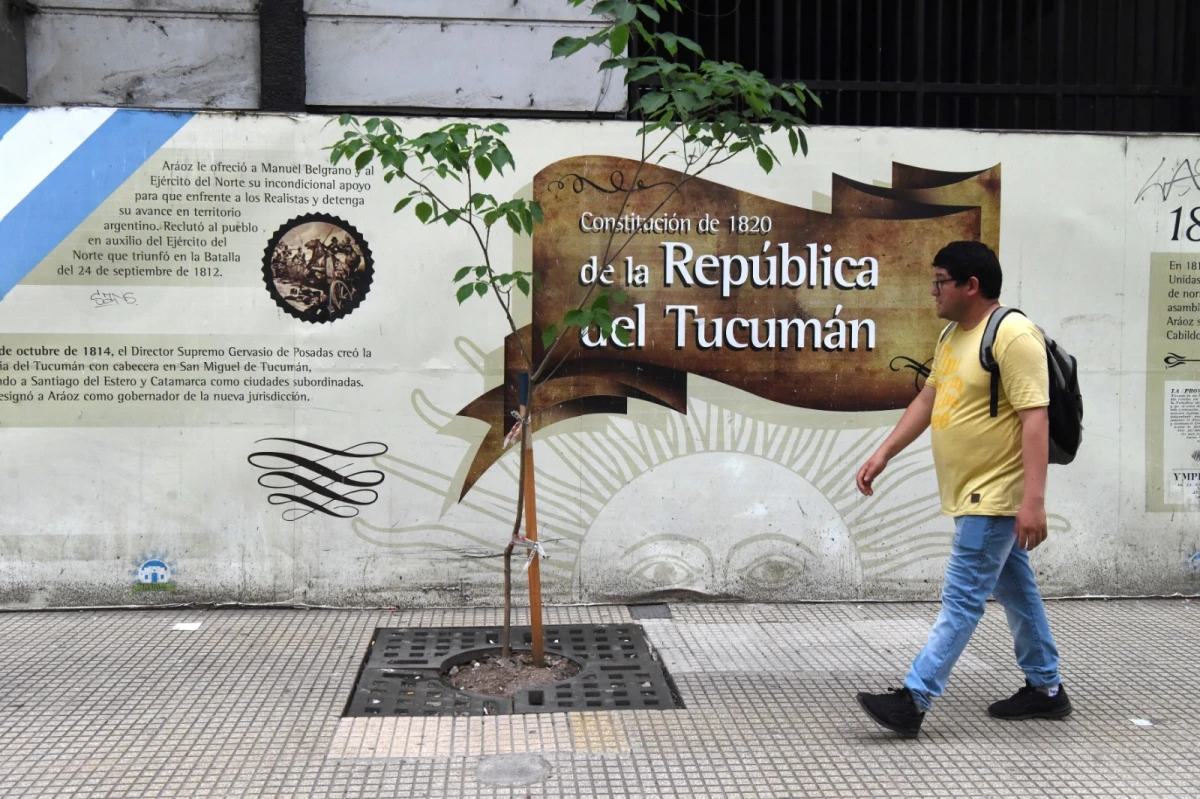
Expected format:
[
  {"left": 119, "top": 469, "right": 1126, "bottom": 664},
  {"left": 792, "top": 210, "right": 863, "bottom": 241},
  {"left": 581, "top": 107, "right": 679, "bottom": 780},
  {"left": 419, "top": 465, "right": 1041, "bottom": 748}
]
[
  {"left": 546, "top": 170, "right": 677, "bottom": 195},
  {"left": 248, "top": 438, "right": 387, "bottom": 521},
  {"left": 889, "top": 355, "right": 934, "bottom": 393}
]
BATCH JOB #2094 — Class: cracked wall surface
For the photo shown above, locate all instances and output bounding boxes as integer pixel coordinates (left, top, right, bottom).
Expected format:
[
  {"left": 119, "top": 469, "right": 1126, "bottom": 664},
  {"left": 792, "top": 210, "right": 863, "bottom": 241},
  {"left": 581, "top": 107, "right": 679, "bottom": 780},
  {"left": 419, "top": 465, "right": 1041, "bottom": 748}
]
[{"left": 22, "top": 1, "right": 625, "bottom": 113}]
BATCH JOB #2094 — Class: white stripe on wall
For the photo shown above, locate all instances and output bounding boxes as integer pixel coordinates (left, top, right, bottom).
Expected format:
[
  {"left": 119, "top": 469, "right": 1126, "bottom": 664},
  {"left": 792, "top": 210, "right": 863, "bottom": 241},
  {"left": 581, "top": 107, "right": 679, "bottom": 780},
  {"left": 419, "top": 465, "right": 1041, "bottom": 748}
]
[{"left": 0, "top": 107, "right": 118, "bottom": 223}]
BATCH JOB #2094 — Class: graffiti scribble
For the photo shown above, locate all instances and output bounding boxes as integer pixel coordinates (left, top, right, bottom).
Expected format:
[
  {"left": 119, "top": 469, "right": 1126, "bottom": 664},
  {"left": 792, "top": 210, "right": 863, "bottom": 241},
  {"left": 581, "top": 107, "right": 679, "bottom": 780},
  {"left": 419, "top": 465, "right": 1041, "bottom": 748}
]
[{"left": 248, "top": 438, "right": 388, "bottom": 521}]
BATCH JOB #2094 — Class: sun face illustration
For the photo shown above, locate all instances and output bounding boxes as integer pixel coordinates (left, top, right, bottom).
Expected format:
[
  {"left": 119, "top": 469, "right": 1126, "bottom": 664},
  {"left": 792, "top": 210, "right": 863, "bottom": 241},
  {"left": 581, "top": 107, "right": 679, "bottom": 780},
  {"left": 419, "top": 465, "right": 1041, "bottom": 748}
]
[{"left": 343, "top": 337, "right": 1070, "bottom": 602}]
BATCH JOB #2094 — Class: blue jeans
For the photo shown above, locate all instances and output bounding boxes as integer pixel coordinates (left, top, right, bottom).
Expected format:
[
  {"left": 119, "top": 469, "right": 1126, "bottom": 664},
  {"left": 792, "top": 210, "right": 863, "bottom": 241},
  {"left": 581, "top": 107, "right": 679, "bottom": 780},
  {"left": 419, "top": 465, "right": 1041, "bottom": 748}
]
[{"left": 904, "top": 515, "right": 1061, "bottom": 711}]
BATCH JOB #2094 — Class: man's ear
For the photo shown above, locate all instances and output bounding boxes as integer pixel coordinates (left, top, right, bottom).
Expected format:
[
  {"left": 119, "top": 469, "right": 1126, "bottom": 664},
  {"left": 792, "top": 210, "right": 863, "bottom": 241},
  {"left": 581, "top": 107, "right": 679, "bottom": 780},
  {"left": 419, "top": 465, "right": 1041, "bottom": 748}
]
[{"left": 966, "top": 276, "right": 981, "bottom": 296}]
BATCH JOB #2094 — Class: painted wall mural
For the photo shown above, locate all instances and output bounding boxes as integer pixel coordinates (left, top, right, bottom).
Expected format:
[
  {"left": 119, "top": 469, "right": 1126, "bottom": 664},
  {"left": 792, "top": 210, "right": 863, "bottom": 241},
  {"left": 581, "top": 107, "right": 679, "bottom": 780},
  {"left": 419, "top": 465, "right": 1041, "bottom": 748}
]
[{"left": 0, "top": 108, "right": 1195, "bottom": 607}]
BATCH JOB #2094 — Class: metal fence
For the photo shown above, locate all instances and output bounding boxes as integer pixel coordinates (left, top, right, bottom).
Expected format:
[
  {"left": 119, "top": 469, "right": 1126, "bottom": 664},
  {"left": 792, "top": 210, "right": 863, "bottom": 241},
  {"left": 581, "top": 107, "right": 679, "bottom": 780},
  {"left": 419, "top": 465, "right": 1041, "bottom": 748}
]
[{"left": 645, "top": 0, "right": 1197, "bottom": 132}]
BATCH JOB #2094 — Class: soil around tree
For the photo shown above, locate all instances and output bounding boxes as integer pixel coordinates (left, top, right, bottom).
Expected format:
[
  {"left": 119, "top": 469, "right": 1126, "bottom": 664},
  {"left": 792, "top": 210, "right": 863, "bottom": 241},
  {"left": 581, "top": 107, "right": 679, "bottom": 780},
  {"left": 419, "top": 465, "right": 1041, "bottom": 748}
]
[{"left": 443, "top": 651, "right": 581, "bottom": 698}]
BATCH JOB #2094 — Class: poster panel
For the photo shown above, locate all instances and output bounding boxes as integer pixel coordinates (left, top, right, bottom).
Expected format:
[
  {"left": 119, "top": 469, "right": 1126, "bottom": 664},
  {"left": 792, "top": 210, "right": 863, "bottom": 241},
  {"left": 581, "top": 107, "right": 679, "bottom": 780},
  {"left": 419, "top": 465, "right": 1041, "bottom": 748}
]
[{"left": 0, "top": 107, "right": 1197, "bottom": 606}]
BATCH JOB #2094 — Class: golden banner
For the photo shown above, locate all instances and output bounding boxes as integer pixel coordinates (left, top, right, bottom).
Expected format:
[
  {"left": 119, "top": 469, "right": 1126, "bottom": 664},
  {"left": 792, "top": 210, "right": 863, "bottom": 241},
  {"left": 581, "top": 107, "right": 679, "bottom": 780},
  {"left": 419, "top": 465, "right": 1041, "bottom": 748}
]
[{"left": 455, "top": 156, "right": 1000, "bottom": 497}]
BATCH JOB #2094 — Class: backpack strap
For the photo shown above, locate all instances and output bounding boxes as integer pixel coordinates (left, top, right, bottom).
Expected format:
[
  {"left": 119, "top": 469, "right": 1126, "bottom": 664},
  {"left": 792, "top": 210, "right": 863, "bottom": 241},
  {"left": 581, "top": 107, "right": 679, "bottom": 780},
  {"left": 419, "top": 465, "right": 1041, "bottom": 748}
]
[{"left": 979, "top": 307, "right": 1024, "bottom": 417}]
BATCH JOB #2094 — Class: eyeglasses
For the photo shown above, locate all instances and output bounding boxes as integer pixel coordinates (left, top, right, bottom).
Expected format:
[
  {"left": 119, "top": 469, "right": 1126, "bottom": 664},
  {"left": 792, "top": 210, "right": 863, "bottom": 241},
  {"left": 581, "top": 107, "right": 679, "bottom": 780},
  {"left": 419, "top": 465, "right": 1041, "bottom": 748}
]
[{"left": 931, "top": 278, "right": 961, "bottom": 295}]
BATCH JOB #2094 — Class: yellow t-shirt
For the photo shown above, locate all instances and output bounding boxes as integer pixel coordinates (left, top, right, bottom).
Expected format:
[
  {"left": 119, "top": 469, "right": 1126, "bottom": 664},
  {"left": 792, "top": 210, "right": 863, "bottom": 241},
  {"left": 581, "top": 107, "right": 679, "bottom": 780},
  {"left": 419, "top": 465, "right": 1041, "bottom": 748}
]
[{"left": 926, "top": 309, "right": 1049, "bottom": 516}]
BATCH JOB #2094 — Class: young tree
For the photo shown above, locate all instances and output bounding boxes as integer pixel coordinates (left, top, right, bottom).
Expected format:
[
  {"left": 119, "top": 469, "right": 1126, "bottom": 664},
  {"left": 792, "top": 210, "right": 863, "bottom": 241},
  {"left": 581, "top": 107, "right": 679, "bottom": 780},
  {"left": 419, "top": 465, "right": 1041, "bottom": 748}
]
[{"left": 328, "top": 0, "right": 819, "bottom": 664}]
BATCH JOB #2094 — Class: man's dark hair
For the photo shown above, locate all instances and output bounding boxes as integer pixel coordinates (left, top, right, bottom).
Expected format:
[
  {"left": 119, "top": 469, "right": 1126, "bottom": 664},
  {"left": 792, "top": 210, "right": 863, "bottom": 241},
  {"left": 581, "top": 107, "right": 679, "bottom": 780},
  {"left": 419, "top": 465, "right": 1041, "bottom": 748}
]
[{"left": 932, "top": 241, "right": 1003, "bottom": 300}]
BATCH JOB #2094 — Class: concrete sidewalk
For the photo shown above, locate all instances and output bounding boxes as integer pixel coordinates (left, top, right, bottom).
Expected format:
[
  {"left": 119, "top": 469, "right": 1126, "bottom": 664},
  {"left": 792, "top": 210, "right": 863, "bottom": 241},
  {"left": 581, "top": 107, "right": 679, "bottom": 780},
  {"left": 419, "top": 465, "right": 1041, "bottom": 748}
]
[{"left": 0, "top": 599, "right": 1196, "bottom": 798}]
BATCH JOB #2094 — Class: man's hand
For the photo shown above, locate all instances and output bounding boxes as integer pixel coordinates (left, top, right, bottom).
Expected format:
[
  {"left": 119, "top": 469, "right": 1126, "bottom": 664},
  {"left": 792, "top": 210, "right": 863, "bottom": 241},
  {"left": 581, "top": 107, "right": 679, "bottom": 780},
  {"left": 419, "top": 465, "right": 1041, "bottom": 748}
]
[
  {"left": 856, "top": 450, "right": 890, "bottom": 496},
  {"left": 1015, "top": 498, "right": 1048, "bottom": 550},
  {"left": 855, "top": 385, "right": 936, "bottom": 498}
]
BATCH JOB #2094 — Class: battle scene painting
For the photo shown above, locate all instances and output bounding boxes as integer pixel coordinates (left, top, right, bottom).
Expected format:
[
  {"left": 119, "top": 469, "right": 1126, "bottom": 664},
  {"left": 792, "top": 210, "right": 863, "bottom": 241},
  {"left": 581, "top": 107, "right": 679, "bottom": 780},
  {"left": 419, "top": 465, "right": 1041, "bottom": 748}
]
[{"left": 262, "top": 215, "right": 374, "bottom": 323}]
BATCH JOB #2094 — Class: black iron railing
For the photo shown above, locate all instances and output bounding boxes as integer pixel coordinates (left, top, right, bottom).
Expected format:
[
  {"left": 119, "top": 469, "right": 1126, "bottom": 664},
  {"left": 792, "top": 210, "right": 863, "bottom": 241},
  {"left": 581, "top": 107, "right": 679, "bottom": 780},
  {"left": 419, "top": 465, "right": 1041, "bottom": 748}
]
[{"left": 642, "top": 0, "right": 1198, "bottom": 132}]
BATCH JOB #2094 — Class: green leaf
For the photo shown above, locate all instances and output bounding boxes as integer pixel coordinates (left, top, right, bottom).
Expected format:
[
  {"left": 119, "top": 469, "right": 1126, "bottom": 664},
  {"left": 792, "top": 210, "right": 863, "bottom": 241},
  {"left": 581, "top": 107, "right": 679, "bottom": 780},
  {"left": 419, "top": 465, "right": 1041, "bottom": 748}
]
[
  {"left": 515, "top": 276, "right": 530, "bottom": 296},
  {"left": 453, "top": 266, "right": 472, "bottom": 282},
  {"left": 541, "top": 324, "right": 558, "bottom": 348},
  {"left": 474, "top": 156, "right": 492, "bottom": 180},
  {"left": 788, "top": 128, "right": 799, "bottom": 156},
  {"left": 635, "top": 91, "right": 670, "bottom": 114},
  {"left": 611, "top": 325, "right": 631, "bottom": 346},
  {"left": 475, "top": 266, "right": 488, "bottom": 277},
  {"left": 635, "top": 3, "right": 661, "bottom": 22},
  {"left": 627, "top": 63, "right": 662, "bottom": 83},
  {"left": 756, "top": 147, "right": 774, "bottom": 173},
  {"left": 393, "top": 196, "right": 414, "bottom": 213},
  {"left": 609, "top": 24, "right": 630, "bottom": 56},
  {"left": 612, "top": 289, "right": 629, "bottom": 304},
  {"left": 552, "top": 36, "right": 589, "bottom": 59},
  {"left": 529, "top": 202, "right": 544, "bottom": 225},
  {"left": 505, "top": 212, "right": 522, "bottom": 234},
  {"left": 415, "top": 202, "right": 433, "bottom": 223},
  {"left": 798, "top": 129, "right": 809, "bottom": 156},
  {"left": 442, "top": 209, "right": 462, "bottom": 226},
  {"left": 563, "top": 309, "right": 590, "bottom": 328},
  {"left": 456, "top": 284, "right": 475, "bottom": 304},
  {"left": 475, "top": 282, "right": 488, "bottom": 297},
  {"left": 354, "top": 150, "right": 373, "bottom": 172},
  {"left": 676, "top": 35, "right": 704, "bottom": 56},
  {"left": 657, "top": 31, "right": 679, "bottom": 56}
]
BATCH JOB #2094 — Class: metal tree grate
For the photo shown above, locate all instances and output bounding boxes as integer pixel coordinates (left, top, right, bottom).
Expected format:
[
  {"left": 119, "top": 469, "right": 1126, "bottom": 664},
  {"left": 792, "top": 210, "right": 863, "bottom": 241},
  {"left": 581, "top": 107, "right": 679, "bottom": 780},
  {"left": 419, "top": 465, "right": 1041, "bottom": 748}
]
[{"left": 345, "top": 624, "right": 683, "bottom": 717}]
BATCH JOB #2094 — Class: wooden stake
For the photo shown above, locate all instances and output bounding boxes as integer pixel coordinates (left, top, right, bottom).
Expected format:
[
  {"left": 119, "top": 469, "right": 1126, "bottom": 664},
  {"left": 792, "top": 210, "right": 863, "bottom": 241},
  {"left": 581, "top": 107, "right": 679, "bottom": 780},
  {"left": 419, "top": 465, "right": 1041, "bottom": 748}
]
[{"left": 518, "top": 373, "right": 544, "bottom": 667}]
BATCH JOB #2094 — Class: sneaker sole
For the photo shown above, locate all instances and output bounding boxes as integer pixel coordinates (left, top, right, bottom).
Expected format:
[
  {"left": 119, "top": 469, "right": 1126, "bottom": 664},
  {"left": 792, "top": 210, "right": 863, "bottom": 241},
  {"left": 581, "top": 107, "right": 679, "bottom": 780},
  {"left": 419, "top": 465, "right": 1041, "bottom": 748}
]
[
  {"left": 855, "top": 694, "right": 921, "bottom": 738},
  {"left": 988, "top": 705, "right": 1073, "bottom": 721}
]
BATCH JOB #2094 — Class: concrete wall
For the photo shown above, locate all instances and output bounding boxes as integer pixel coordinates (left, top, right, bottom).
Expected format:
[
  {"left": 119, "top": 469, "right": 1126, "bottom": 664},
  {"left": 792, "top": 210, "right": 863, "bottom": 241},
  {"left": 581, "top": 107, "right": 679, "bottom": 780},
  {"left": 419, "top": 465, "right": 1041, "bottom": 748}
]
[
  {"left": 21, "top": 1, "right": 623, "bottom": 113},
  {"left": 1, "top": 108, "right": 1198, "bottom": 608},
  {"left": 27, "top": 2, "right": 260, "bottom": 109}
]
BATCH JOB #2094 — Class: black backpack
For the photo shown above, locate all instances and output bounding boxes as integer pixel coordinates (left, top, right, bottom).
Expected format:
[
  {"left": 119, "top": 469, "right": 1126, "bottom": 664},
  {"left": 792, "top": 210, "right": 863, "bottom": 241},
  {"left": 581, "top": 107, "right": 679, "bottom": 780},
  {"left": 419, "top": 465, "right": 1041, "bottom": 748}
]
[{"left": 940, "top": 308, "right": 1083, "bottom": 465}]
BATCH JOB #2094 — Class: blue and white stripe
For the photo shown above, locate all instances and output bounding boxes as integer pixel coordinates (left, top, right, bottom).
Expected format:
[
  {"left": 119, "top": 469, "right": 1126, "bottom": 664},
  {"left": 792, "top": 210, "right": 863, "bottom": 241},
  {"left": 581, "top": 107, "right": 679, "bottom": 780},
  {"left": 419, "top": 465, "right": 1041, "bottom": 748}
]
[{"left": 0, "top": 107, "right": 195, "bottom": 300}]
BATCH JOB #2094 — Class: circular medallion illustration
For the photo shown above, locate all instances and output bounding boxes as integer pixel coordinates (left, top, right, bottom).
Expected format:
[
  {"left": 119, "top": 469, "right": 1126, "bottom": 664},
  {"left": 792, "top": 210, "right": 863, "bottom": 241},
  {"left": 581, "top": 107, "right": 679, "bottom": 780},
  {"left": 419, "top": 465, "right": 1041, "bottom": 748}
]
[{"left": 262, "top": 214, "right": 374, "bottom": 323}]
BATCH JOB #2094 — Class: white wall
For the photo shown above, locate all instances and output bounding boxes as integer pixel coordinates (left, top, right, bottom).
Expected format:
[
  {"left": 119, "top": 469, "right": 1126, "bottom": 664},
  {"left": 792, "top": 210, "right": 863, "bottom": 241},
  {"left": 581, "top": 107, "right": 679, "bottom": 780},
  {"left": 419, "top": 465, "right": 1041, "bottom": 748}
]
[{"left": 304, "top": 0, "right": 624, "bottom": 112}]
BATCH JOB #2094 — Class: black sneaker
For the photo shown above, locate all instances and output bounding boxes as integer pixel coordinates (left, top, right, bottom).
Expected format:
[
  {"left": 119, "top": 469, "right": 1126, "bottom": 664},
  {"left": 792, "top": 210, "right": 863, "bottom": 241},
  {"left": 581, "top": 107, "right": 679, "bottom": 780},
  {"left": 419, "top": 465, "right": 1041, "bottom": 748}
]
[
  {"left": 855, "top": 687, "right": 925, "bottom": 738},
  {"left": 988, "top": 681, "right": 1073, "bottom": 720}
]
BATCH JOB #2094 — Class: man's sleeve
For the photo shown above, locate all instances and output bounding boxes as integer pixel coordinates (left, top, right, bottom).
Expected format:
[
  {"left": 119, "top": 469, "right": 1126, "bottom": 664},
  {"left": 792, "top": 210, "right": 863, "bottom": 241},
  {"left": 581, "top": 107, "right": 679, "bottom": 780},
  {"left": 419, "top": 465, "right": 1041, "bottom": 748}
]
[
  {"left": 925, "top": 334, "right": 946, "bottom": 389},
  {"left": 996, "top": 330, "right": 1049, "bottom": 410}
]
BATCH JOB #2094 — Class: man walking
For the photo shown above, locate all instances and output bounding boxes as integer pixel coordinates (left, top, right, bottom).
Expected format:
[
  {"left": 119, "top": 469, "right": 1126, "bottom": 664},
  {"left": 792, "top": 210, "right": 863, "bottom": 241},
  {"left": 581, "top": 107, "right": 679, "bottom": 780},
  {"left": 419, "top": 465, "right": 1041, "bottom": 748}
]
[{"left": 854, "top": 240, "right": 1071, "bottom": 738}]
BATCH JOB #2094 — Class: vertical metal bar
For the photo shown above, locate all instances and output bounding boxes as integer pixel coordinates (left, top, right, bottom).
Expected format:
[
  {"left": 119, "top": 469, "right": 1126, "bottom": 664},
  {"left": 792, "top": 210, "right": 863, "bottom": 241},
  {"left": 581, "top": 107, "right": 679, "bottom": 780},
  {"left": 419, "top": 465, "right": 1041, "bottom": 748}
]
[
  {"left": 935, "top": 0, "right": 943, "bottom": 125},
  {"left": 1175, "top": 0, "right": 1187, "bottom": 85},
  {"left": 856, "top": 0, "right": 863, "bottom": 123},
  {"left": 792, "top": 0, "right": 802, "bottom": 95},
  {"left": 955, "top": 0, "right": 963, "bottom": 124},
  {"left": 996, "top": 0, "right": 1004, "bottom": 126},
  {"left": 1075, "top": 0, "right": 1084, "bottom": 129},
  {"left": 815, "top": 0, "right": 823, "bottom": 80},
  {"left": 754, "top": 0, "right": 762, "bottom": 72},
  {"left": 1016, "top": 0, "right": 1025, "bottom": 123},
  {"left": 917, "top": 0, "right": 927, "bottom": 125},
  {"left": 1056, "top": 0, "right": 1065, "bottom": 128},
  {"left": 775, "top": 0, "right": 784, "bottom": 83},
  {"left": 975, "top": 0, "right": 983, "bottom": 125},
  {"left": 836, "top": 0, "right": 843, "bottom": 124},
  {"left": 814, "top": 0, "right": 823, "bottom": 124},
  {"left": 1036, "top": 0, "right": 1044, "bottom": 87},
  {"left": 897, "top": 0, "right": 904, "bottom": 123},
  {"left": 876, "top": 0, "right": 882, "bottom": 123},
  {"left": 733, "top": 0, "right": 741, "bottom": 68}
]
